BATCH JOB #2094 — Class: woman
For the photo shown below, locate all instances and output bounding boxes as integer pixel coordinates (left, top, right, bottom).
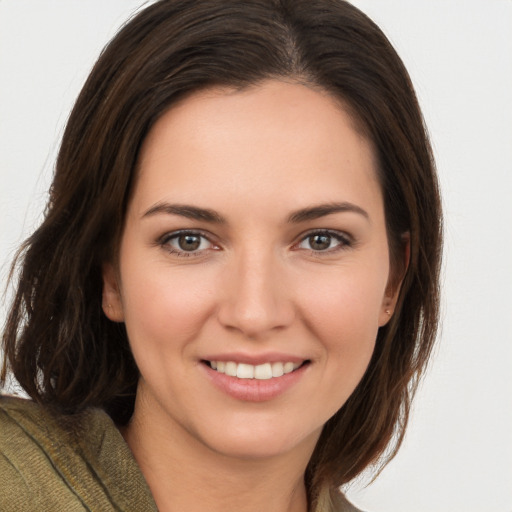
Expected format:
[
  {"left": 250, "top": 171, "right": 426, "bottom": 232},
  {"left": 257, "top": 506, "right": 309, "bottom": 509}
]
[{"left": 0, "top": 1, "right": 442, "bottom": 511}]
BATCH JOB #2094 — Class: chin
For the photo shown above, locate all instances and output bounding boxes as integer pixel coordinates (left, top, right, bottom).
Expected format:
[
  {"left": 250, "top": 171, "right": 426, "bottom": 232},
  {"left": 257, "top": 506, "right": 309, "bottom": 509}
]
[{"left": 194, "top": 421, "right": 322, "bottom": 462}]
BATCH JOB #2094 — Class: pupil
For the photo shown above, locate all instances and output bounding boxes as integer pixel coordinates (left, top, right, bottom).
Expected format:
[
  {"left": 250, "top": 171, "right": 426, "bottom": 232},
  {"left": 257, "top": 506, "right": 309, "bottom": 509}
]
[
  {"left": 310, "top": 234, "right": 330, "bottom": 250},
  {"left": 179, "top": 234, "right": 200, "bottom": 251}
]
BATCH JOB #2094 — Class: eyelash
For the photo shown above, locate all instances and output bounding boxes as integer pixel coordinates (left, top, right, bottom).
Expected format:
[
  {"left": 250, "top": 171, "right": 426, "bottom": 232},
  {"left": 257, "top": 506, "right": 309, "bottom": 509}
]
[
  {"left": 157, "top": 229, "right": 353, "bottom": 257},
  {"left": 294, "top": 229, "right": 353, "bottom": 255},
  {"left": 158, "top": 230, "right": 217, "bottom": 257}
]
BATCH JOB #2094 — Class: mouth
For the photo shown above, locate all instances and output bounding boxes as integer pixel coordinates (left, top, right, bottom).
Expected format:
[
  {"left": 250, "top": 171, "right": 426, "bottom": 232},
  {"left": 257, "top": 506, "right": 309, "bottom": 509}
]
[{"left": 203, "top": 360, "right": 310, "bottom": 380}]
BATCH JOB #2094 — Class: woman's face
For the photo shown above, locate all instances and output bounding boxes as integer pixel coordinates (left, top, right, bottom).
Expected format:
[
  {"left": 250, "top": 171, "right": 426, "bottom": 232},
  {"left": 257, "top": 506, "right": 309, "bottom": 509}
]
[{"left": 104, "top": 80, "right": 398, "bottom": 459}]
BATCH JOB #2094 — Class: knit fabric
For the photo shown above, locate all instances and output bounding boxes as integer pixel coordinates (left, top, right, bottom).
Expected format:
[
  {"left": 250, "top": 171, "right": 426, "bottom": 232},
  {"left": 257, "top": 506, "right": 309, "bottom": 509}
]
[
  {"left": 0, "top": 395, "right": 365, "bottom": 512},
  {"left": 0, "top": 395, "right": 157, "bottom": 511}
]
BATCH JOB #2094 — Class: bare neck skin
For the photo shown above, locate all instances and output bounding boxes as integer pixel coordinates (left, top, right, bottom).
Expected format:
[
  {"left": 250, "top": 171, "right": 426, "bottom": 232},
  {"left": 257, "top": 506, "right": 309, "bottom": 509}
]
[{"left": 122, "top": 385, "right": 317, "bottom": 512}]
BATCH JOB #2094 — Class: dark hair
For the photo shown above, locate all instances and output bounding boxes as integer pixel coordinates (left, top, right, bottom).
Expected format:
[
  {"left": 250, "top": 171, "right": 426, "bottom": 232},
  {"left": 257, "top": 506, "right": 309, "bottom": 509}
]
[{"left": 2, "top": 0, "right": 442, "bottom": 507}]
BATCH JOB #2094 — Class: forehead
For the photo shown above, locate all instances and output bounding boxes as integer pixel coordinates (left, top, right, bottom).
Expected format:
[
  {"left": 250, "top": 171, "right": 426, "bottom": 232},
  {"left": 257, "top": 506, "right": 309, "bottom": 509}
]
[{"left": 133, "top": 80, "right": 381, "bottom": 218}]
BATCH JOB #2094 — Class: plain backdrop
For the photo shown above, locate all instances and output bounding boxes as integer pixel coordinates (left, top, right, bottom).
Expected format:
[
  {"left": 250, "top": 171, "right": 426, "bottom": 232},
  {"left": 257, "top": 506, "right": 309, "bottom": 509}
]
[{"left": 1, "top": 2, "right": 511, "bottom": 511}]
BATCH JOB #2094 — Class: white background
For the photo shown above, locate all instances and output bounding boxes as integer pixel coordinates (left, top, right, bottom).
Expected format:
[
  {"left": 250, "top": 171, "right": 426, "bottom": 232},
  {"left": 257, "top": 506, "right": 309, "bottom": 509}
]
[{"left": 1, "top": 2, "right": 511, "bottom": 511}]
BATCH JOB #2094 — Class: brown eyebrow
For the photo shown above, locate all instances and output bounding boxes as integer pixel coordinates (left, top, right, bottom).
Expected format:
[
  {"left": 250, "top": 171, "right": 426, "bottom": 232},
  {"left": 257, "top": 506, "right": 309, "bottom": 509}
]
[
  {"left": 287, "top": 202, "right": 370, "bottom": 223},
  {"left": 142, "top": 201, "right": 369, "bottom": 224},
  {"left": 142, "top": 202, "right": 226, "bottom": 223}
]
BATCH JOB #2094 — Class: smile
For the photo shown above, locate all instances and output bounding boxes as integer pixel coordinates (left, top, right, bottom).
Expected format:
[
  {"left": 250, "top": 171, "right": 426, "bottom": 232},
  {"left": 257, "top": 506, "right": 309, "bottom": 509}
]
[{"left": 207, "top": 361, "right": 303, "bottom": 380}]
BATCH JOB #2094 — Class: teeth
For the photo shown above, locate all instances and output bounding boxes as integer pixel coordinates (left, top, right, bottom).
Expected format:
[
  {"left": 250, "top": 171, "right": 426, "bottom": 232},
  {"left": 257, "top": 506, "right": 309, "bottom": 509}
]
[
  {"left": 283, "top": 362, "right": 295, "bottom": 374},
  {"left": 225, "top": 361, "right": 237, "bottom": 377},
  {"left": 254, "top": 363, "right": 272, "bottom": 380},
  {"left": 209, "top": 360, "right": 303, "bottom": 379},
  {"left": 236, "top": 363, "right": 254, "bottom": 379},
  {"left": 271, "top": 362, "right": 284, "bottom": 377}
]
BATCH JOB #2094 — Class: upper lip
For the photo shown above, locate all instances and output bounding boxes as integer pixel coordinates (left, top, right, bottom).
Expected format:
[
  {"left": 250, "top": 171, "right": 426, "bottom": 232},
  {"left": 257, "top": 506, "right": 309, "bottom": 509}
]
[{"left": 201, "top": 352, "right": 309, "bottom": 365}]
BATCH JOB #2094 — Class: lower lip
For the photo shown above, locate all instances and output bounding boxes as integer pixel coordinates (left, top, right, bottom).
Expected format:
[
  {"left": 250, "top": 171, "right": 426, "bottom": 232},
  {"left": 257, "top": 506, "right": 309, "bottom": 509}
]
[{"left": 202, "top": 362, "right": 309, "bottom": 402}]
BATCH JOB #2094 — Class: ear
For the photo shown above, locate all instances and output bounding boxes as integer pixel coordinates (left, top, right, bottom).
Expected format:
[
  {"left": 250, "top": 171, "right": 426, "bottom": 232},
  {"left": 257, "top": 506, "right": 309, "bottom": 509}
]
[
  {"left": 102, "top": 263, "right": 124, "bottom": 322},
  {"left": 378, "top": 232, "right": 410, "bottom": 327}
]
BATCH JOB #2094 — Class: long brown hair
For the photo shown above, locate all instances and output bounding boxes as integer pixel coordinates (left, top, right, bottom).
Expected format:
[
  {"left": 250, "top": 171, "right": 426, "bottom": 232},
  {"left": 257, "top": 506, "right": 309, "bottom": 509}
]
[{"left": 2, "top": 0, "right": 442, "bottom": 507}]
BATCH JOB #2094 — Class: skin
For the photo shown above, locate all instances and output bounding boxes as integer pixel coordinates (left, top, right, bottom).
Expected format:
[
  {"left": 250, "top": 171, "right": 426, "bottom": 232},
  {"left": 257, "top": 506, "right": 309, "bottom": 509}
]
[{"left": 103, "top": 80, "right": 401, "bottom": 512}]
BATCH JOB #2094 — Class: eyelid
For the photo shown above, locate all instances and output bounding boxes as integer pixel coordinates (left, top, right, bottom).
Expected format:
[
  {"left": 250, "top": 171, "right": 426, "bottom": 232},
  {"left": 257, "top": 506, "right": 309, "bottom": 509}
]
[
  {"left": 158, "top": 229, "right": 219, "bottom": 256},
  {"left": 156, "top": 228, "right": 353, "bottom": 257},
  {"left": 293, "top": 229, "right": 353, "bottom": 252}
]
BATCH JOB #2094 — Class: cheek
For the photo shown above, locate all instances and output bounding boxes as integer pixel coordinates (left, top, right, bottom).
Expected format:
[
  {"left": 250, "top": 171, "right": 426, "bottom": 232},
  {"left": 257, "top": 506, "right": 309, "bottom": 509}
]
[
  {"left": 300, "top": 265, "right": 386, "bottom": 330},
  {"left": 119, "top": 256, "right": 217, "bottom": 353},
  {"left": 296, "top": 265, "right": 386, "bottom": 373}
]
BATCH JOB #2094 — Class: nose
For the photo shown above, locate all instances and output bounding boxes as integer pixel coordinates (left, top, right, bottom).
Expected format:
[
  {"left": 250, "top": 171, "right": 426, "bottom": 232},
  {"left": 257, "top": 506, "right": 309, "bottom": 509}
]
[{"left": 216, "top": 248, "right": 295, "bottom": 338}]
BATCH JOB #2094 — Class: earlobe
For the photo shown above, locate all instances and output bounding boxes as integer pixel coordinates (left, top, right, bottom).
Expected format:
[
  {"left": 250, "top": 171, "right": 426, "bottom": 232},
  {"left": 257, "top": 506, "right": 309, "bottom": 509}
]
[
  {"left": 379, "top": 231, "right": 410, "bottom": 327},
  {"left": 378, "top": 303, "right": 394, "bottom": 327},
  {"left": 378, "top": 285, "right": 400, "bottom": 327},
  {"left": 102, "top": 263, "right": 124, "bottom": 322}
]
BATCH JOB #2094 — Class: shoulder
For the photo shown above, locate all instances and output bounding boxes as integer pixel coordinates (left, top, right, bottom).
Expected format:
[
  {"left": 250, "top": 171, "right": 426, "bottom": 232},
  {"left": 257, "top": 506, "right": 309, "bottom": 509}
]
[
  {"left": 339, "top": 496, "right": 366, "bottom": 512},
  {"left": 330, "top": 489, "right": 367, "bottom": 512},
  {"left": 0, "top": 395, "right": 156, "bottom": 511},
  {"left": 313, "top": 486, "right": 367, "bottom": 512},
  {"left": 0, "top": 394, "right": 108, "bottom": 458}
]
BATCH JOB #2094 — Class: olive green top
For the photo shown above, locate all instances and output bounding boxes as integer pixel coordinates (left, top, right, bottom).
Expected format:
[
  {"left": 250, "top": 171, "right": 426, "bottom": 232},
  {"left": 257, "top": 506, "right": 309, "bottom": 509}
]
[
  {"left": 0, "top": 395, "right": 363, "bottom": 512},
  {"left": 0, "top": 395, "right": 157, "bottom": 511}
]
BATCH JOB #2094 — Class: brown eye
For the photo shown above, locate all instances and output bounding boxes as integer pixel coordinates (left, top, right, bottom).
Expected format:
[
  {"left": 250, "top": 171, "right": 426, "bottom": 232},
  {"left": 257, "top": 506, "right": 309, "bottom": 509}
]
[
  {"left": 161, "top": 231, "right": 214, "bottom": 255},
  {"left": 178, "top": 234, "right": 201, "bottom": 251},
  {"left": 297, "top": 231, "right": 350, "bottom": 253},
  {"left": 308, "top": 234, "right": 332, "bottom": 251}
]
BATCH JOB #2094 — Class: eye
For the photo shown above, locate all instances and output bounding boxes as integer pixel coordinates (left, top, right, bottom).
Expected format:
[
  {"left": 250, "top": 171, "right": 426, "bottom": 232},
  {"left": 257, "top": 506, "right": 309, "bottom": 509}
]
[
  {"left": 296, "top": 230, "right": 351, "bottom": 253},
  {"left": 160, "top": 231, "right": 216, "bottom": 256}
]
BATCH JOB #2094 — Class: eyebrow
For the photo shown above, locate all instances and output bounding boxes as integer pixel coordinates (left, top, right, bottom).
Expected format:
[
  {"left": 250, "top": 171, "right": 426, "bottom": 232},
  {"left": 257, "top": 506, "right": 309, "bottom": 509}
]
[
  {"left": 141, "top": 201, "right": 369, "bottom": 224},
  {"left": 287, "top": 202, "right": 370, "bottom": 223},
  {"left": 142, "top": 202, "right": 226, "bottom": 223}
]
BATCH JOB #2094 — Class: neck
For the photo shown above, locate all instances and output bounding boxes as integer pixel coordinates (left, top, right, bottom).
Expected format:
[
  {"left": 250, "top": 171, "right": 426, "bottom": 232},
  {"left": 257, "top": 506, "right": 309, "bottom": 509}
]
[{"left": 122, "top": 391, "right": 314, "bottom": 512}]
